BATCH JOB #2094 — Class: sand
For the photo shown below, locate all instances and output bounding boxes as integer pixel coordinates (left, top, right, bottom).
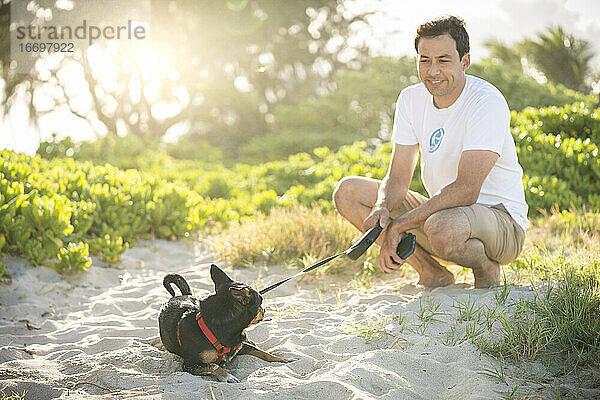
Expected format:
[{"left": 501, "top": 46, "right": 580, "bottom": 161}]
[{"left": 0, "top": 239, "right": 592, "bottom": 399}]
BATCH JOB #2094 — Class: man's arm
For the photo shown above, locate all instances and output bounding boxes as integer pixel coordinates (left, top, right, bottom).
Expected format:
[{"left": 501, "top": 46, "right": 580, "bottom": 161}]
[
  {"left": 389, "top": 149, "right": 499, "bottom": 232},
  {"left": 376, "top": 143, "right": 420, "bottom": 211},
  {"left": 362, "top": 143, "right": 419, "bottom": 230}
]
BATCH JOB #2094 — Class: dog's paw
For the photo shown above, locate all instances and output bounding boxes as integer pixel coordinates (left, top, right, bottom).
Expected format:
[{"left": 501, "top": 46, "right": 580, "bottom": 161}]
[
  {"left": 219, "top": 373, "right": 240, "bottom": 383},
  {"left": 270, "top": 352, "right": 298, "bottom": 363}
]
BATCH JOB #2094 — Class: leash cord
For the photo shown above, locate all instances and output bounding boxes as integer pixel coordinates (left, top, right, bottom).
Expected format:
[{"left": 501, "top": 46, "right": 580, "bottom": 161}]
[{"left": 259, "top": 252, "right": 344, "bottom": 294}]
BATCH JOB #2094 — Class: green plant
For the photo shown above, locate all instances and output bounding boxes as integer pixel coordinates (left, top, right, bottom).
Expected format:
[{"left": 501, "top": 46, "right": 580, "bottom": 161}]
[
  {"left": 479, "top": 271, "right": 600, "bottom": 374},
  {"left": 88, "top": 235, "right": 129, "bottom": 263},
  {"left": 416, "top": 296, "right": 446, "bottom": 333},
  {"left": 495, "top": 275, "right": 511, "bottom": 305},
  {"left": 0, "top": 390, "right": 28, "bottom": 400},
  {"left": 52, "top": 242, "right": 92, "bottom": 272},
  {"left": 341, "top": 314, "right": 405, "bottom": 345},
  {"left": 452, "top": 293, "right": 482, "bottom": 322}
]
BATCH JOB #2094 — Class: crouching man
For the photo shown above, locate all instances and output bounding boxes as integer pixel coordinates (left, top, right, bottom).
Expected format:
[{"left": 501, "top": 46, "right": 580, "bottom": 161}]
[{"left": 333, "top": 15, "right": 529, "bottom": 288}]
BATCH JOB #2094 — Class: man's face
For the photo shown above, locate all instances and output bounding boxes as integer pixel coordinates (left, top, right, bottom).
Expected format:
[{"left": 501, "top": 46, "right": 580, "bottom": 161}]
[{"left": 417, "top": 34, "right": 470, "bottom": 108}]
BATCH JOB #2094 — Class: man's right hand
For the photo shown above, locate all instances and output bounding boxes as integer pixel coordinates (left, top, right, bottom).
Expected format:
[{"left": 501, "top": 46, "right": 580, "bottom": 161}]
[
  {"left": 377, "top": 220, "right": 406, "bottom": 273},
  {"left": 363, "top": 205, "right": 392, "bottom": 230}
]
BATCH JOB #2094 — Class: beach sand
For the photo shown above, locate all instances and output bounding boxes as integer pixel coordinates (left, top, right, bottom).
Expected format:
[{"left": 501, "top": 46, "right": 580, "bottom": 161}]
[{"left": 0, "top": 239, "right": 592, "bottom": 399}]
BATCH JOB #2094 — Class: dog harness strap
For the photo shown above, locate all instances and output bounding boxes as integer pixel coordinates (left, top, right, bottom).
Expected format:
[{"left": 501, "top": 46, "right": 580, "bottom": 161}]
[
  {"left": 176, "top": 318, "right": 184, "bottom": 349},
  {"left": 196, "top": 311, "right": 240, "bottom": 363}
]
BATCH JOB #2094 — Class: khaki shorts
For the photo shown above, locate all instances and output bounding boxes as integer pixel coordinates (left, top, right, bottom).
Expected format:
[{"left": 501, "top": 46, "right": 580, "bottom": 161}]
[{"left": 389, "top": 191, "right": 526, "bottom": 265}]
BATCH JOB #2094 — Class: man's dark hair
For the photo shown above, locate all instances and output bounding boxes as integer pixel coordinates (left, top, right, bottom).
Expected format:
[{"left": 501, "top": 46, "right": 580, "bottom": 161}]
[{"left": 414, "top": 15, "right": 470, "bottom": 59}]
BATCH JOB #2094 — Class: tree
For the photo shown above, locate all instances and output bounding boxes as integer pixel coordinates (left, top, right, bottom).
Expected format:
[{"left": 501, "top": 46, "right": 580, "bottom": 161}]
[
  {"left": 1, "top": 0, "right": 370, "bottom": 155},
  {"left": 1, "top": 0, "right": 35, "bottom": 121},
  {"left": 483, "top": 39, "right": 523, "bottom": 72},
  {"left": 520, "top": 26, "right": 595, "bottom": 92}
]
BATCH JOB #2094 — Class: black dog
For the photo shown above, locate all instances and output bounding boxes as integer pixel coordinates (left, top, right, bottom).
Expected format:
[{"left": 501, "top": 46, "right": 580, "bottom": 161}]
[{"left": 158, "top": 264, "right": 291, "bottom": 382}]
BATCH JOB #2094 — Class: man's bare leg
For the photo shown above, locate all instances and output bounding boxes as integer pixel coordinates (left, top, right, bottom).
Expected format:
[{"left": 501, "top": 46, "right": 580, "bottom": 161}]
[
  {"left": 332, "top": 176, "right": 454, "bottom": 287},
  {"left": 423, "top": 208, "right": 501, "bottom": 288}
]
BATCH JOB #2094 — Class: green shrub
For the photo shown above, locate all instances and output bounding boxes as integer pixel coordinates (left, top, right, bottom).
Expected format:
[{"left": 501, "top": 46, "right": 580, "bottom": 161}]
[
  {"left": 469, "top": 61, "right": 596, "bottom": 111},
  {"left": 88, "top": 235, "right": 129, "bottom": 263},
  {"left": 165, "top": 136, "right": 223, "bottom": 162},
  {"left": 517, "top": 128, "right": 600, "bottom": 213},
  {"left": 239, "top": 129, "right": 361, "bottom": 164},
  {"left": 52, "top": 242, "right": 92, "bottom": 272},
  {"left": 0, "top": 149, "right": 206, "bottom": 269},
  {"left": 4, "top": 96, "right": 599, "bottom": 273},
  {"left": 512, "top": 102, "right": 600, "bottom": 142},
  {"left": 0, "top": 233, "right": 8, "bottom": 281},
  {"left": 196, "top": 171, "right": 236, "bottom": 199}
]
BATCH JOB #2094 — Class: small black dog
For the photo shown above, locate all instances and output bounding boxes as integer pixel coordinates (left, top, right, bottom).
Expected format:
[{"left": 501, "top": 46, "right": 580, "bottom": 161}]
[{"left": 158, "top": 264, "right": 291, "bottom": 382}]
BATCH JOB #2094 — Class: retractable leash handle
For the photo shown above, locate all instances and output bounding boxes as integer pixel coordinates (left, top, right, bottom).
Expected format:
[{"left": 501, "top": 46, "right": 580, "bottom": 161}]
[
  {"left": 346, "top": 222, "right": 416, "bottom": 262},
  {"left": 344, "top": 222, "right": 383, "bottom": 260},
  {"left": 391, "top": 233, "right": 416, "bottom": 264}
]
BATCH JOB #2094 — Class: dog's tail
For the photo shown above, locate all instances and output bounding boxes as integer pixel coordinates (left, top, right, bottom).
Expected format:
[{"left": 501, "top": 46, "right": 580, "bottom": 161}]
[{"left": 163, "top": 274, "right": 192, "bottom": 297}]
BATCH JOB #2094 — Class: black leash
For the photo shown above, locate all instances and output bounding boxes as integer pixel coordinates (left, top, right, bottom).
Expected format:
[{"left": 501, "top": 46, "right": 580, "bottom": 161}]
[
  {"left": 258, "top": 252, "right": 345, "bottom": 294},
  {"left": 259, "top": 224, "right": 416, "bottom": 295}
]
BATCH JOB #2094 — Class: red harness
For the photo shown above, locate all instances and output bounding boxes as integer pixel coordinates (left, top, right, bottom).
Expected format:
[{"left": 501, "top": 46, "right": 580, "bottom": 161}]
[{"left": 177, "top": 310, "right": 242, "bottom": 363}]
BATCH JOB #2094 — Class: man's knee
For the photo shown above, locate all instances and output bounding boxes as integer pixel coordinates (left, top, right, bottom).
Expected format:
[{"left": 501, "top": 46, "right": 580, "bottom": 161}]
[
  {"left": 423, "top": 208, "right": 470, "bottom": 259},
  {"left": 332, "top": 176, "right": 361, "bottom": 209}
]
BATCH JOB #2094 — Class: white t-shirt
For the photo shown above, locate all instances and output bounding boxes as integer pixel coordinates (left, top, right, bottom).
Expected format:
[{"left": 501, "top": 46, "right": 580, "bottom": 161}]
[{"left": 392, "top": 75, "right": 530, "bottom": 231}]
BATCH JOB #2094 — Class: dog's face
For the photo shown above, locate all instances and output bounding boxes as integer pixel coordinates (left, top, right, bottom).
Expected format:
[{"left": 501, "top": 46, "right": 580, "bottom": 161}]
[{"left": 210, "top": 264, "right": 264, "bottom": 325}]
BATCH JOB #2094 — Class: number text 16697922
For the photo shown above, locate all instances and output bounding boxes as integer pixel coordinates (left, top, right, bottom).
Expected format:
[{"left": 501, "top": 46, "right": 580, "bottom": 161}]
[{"left": 19, "top": 42, "right": 75, "bottom": 53}]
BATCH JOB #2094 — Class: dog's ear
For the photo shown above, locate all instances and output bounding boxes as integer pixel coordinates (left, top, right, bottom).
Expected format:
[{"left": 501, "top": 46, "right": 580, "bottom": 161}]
[
  {"left": 210, "top": 264, "right": 233, "bottom": 292},
  {"left": 229, "top": 287, "right": 251, "bottom": 305}
]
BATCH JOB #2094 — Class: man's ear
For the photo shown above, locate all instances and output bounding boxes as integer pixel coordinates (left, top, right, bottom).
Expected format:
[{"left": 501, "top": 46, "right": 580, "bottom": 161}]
[
  {"left": 210, "top": 264, "right": 233, "bottom": 292},
  {"left": 461, "top": 53, "right": 471, "bottom": 71},
  {"left": 229, "top": 287, "right": 251, "bottom": 305}
]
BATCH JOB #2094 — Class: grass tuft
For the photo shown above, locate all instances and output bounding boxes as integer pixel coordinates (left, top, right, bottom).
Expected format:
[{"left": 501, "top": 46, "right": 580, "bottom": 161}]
[
  {"left": 1, "top": 391, "right": 27, "bottom": 400},
  {"left": 477, "top": 271, "right": 600, "bottom": 375}
]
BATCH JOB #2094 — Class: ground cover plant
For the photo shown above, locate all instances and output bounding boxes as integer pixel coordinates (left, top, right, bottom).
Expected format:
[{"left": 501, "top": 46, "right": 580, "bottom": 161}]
[{"left": 2, "top": 101, "right": 599, "bottom": 278}]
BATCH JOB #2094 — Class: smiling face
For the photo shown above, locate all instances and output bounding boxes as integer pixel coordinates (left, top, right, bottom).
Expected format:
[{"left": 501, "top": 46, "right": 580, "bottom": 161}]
[{"left": 417, "top": 33, "right": 470, "bottom": 108}]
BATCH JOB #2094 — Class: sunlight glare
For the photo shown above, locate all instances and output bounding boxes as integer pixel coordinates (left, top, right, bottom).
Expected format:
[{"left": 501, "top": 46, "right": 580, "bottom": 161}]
[
  {"left": 87, "top": 45, "right": 118, "bottom": 91},
  {"left": 138, "top": 49, "right": 160, "bottom": 82}
]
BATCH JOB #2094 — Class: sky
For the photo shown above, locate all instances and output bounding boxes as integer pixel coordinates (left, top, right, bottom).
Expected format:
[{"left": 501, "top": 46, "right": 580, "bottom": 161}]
[
  {"left": 356, "top": 0, "right": 600, "bottom": 65},
  {"left": 2, "top": 0, "right": 600, "bottom": 155}
]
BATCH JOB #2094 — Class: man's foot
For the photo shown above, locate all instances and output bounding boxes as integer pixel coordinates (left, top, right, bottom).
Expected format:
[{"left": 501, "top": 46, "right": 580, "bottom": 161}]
[
  {"left": 472, "top": 261, "right": 501, "bottom": 288},
  {"left": 417, "top": 268, "right": 455, "bottom": 287},
  {"left": 408, "top": 244, "right": 455, "bottom": 287}
]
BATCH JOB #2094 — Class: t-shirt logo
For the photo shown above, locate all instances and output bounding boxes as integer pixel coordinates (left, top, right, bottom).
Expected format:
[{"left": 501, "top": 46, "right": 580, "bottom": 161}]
[{"left": 428, "top": 128, "right": 445, "bottom": 153}]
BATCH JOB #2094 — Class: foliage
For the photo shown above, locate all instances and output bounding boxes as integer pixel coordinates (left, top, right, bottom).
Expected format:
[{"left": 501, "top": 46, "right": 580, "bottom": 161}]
[
  {"left": 482, "top": 39, "right": 523, "bottom": 71},
  {"left": 88, "top": 235, "right": 129, "bottom": 263},
  {"left": 239, "top": 129, "right": 355, "bottom": 164},
  {"left": 469, "top": 61, "right": 595, "bottom": 111},
  {"left": 8, "top": 98, "right": 600, "bottom": 276},
  {"left": 33, "top": 100, "right": 600, "bottom": 223},
  {"left": 512, "top": 103, "right": 600, "bottom": 213},
  {"left": 165, "top": 136, "right": 223, "bottom": 163},
  {"left": 1, "top": 0, "right": 369, "bottom": 159},
  {"left": 511, "top": 102, "right": 600, "bottom": 141},
  {"left": 212, "top": 205, "right": 380, "bottom": 278},
  {"left": 0, "top": 150, "right": 203, "bottom": 268},
  {"left": 484, "top": 26, "right": 597, "bottom": 93},
  {"left": 52, "top": 242, "right": 92, "bottom": 272},
  {"left": 521, "top": 26, "right": 595, "bottom": 92},
  {"left": 236, "top": 57, "right": 595, "bottom": 163},
  {"left": 480, "top": 271, "right": 600, "bottom": 372}
]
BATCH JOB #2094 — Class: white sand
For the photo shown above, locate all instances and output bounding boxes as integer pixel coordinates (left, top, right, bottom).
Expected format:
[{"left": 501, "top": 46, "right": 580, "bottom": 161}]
[{"left": 0, "top": 239, "right": 590, "bottom": 399}]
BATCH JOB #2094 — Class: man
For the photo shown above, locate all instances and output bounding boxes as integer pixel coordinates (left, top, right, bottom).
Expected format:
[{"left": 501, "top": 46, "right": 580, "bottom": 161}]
[{"left": 333, "top": 15, "right": 529, "bottom": 288}]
